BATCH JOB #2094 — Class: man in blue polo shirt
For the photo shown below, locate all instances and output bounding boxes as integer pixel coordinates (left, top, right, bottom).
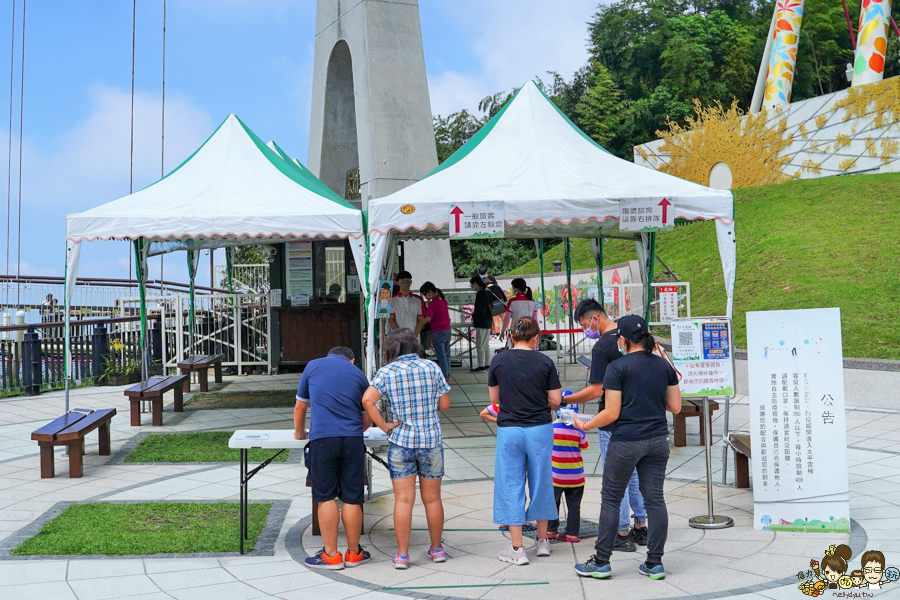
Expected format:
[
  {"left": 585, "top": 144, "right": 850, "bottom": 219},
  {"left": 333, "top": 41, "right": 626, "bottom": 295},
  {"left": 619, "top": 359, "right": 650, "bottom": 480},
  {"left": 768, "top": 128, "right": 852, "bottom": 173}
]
[{"left": 294, "top": 347, "right": 371, "bottom": 570}]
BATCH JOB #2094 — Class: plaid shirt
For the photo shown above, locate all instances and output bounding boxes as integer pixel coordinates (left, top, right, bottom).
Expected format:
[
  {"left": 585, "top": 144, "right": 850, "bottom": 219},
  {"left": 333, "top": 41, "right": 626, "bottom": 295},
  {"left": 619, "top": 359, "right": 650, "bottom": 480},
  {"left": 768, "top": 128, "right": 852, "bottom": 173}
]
[{"left": 371, "top": 354, "right": 451, "bottom": 448}]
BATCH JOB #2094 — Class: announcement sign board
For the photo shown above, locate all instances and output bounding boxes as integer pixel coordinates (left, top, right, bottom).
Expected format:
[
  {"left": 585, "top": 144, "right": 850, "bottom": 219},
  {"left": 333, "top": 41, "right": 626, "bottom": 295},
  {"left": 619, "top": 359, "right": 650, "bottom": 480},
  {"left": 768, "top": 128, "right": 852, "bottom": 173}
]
[
  {"left": 670, "top": 317, "right": 735, "bottom": 397},
  {"left": 746, "top": 308, "right": 850, "bottom": 532},
  {"left": 449, "top": 202, "right": 505, "bottom": 238},
  {"left": 619, "top": 197, "right": 675, "bottom": 232}
]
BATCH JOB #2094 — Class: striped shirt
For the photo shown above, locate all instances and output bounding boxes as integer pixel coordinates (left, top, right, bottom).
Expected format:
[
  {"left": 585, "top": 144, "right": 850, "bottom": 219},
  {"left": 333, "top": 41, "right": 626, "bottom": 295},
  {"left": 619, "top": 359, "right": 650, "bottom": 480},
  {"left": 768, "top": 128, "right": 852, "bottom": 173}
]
[
  {"left": 371, "top": 354, "right": 451, "bottom": 449},
  {"left": 552, "top": 422, "right": 589, "bottom": 487}
]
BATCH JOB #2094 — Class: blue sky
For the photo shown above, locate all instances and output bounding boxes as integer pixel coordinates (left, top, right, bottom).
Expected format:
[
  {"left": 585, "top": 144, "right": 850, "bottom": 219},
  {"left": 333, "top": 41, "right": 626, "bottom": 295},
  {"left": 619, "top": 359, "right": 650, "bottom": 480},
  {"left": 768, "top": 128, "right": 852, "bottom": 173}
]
[{"left": 0, "top": 0, "right": 599, "bottom": 286}]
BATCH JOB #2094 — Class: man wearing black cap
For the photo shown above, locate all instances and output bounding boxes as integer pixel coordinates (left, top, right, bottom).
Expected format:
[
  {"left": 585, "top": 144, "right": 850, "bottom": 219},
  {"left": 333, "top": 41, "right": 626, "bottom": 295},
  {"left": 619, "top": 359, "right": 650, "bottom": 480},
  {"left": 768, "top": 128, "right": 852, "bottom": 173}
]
[{"left": 573, "top": 315, "right": 682, "bottom": 582}]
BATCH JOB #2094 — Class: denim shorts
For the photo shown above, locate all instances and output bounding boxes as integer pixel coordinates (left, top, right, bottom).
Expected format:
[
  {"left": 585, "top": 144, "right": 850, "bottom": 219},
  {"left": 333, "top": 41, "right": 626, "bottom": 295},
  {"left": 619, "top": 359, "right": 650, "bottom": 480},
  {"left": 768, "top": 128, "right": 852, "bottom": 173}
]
[{"left": 387, "top": 442, "right": 444, "bottom": 480}]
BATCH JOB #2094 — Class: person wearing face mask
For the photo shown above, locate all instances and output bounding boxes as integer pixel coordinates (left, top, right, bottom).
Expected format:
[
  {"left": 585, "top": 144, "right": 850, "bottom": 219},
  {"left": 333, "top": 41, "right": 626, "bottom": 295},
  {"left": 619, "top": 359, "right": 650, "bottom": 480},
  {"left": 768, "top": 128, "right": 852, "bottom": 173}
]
[
  {"left": 488, "top": 317, "right": 562, "bottom": 566},
  {"left": 574, "top": 315, "right": 681, "bottom": 582},
  {"left": 564, "top": 299, "right": 647, "bottom": 551}
]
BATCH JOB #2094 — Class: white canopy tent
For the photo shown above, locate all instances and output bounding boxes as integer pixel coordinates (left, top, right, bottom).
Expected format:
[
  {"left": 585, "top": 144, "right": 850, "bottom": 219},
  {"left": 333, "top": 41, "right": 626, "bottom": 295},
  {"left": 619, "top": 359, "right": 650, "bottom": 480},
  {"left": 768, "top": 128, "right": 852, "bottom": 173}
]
[
  {"left": 63, "top": 114, "right": 366, "bottom": 408},
  {"left": 366, "top": 81, "right": 736, "bottom": 375}
]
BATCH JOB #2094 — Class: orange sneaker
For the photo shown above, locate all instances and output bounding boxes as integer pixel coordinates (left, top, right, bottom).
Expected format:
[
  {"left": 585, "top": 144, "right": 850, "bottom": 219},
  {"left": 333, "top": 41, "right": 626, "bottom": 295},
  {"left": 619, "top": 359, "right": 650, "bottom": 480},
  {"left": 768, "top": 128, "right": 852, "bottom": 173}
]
[
  {"left": 305, "top": 548, "right": 344, "bottom": 570},
  {"left": 344, "top": 545, "right": 371, "bottom": 568}
]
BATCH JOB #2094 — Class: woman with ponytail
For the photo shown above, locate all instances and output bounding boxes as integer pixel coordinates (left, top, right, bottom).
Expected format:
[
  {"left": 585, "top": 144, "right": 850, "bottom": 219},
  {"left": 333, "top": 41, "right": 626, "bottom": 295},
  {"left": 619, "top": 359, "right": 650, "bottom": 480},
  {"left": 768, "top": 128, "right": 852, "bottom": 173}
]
[
  {"left": 574, "top": 315, "right": 682, "bottom": 582},
  {"left": 420, "top": 282, "right": 451, "bottom": 379},
  {"left": 488, "top": 317, "right": 561, "bottom": 566}
]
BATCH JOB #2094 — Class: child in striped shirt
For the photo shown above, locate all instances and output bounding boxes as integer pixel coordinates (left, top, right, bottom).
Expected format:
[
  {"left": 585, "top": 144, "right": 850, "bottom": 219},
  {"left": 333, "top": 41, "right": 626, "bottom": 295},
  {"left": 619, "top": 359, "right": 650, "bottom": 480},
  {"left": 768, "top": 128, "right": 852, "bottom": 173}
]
[{"left": 549, "top": 400, "right": 588, "bottom": 542}]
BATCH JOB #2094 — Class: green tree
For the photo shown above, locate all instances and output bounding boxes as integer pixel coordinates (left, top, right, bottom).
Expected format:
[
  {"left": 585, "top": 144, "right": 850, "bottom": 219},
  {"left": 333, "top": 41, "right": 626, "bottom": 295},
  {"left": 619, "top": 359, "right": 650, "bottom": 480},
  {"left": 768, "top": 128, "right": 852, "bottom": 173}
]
[{"left": 574, "top": 61, "right": 626, "bottom": 148}]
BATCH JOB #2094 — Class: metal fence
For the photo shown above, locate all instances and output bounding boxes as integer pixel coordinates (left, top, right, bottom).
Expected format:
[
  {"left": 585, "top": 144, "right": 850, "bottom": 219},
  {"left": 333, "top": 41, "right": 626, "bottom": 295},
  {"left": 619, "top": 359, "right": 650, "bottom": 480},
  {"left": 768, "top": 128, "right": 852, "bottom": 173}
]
[
  {"left": 0, "top": 316, "right": 149, "bottom": 396},
  {"left": 213, "top": 264, "right": 270, "bottom": 294}
]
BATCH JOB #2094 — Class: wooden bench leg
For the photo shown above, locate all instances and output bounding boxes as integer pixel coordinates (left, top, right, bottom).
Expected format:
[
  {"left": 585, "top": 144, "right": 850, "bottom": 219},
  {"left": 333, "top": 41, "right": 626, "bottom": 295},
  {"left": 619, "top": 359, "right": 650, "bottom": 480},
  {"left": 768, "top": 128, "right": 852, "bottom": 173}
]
[
  {"left": 68, "top": 441, "right": 84, "bottom": 478},
  {"left": 130, "top": 399, "right": 142, "bottom": 426},
  {"left": 39, "top": 443, "right": 55, "bottom": 479},
  {"left": 198, "top": 369, "right": 209, "bottom": 393},
  {"left": 181, "top": 368, "right": 191, "bottom": 392},
  {"left": 173, "top": 386, "right": 184, "bottom": 412},
  {"left": 98, "top": 421, "right": 111, "bottom": 456},
  {"left": 312, "top": 498, "right": 320, "bottom": 536},
  {"left": 735, "top": 452, "right": 750, "bottom": 488},
  {"left": 152, "top": 399, "right": 163, "bottom": 426},
  {"left": 214, "top": 362, "right": 223, "bottom": 383},
  {"left": 674, "top": 414, "right": 687, "bottom": 447}
]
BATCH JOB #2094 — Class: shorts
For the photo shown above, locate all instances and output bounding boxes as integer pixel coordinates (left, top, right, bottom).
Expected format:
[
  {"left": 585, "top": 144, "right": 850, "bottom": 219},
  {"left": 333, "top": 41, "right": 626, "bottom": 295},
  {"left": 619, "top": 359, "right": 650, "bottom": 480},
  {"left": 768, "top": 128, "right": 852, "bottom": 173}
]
[
  {"left": 387, "top": 442, "right": 444, "bottom": 480},
  {"left": 308, "top": 436, "right": 365, "bottom": 505}
]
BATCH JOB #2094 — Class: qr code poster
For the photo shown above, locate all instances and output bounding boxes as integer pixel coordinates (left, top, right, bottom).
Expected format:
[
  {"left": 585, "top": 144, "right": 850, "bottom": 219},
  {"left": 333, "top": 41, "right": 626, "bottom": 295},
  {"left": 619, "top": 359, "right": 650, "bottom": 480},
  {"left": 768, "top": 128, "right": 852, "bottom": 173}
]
[{"left": 671, "top": 318, "right": 735, "bottom": 398}]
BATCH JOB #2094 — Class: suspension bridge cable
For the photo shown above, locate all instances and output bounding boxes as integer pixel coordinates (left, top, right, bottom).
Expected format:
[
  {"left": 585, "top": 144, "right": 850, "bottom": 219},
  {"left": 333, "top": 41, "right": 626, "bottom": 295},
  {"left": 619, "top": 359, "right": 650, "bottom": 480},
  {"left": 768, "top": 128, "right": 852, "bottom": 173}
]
[
  {"left": 129, "top": 0, "right": 135, "bottom": 289},
  {"left": 15, "top": 0, "right": 25, "bottom": 306},
  {"left": 5, "top": 0, "right": 14, "bottom": 297}
]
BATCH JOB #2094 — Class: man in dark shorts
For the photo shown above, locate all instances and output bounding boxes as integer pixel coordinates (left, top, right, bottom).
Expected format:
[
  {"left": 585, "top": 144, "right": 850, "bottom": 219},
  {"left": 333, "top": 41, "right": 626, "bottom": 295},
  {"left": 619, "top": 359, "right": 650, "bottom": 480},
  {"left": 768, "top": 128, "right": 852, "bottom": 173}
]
[
  {"left": 294, "top": 347, "right": 371, "bottom": 570},
  {"left": 565, "top": 299, "right": 647, "bottom": 551}
]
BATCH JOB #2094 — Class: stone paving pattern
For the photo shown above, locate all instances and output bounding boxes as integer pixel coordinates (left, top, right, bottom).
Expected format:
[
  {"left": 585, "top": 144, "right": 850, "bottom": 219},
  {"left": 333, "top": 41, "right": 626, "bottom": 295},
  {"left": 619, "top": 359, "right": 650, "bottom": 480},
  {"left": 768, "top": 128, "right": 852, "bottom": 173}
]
[{"left": 0, "top": 359, "right": 898, "bottom": 600}]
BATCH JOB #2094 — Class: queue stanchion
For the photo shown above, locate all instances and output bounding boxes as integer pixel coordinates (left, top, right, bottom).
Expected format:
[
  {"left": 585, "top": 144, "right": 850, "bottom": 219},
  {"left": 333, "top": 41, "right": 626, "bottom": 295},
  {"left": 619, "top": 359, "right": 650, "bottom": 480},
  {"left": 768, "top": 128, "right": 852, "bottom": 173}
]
[{"left": 688, "top": 396, "right": 734, "bottom": 530}]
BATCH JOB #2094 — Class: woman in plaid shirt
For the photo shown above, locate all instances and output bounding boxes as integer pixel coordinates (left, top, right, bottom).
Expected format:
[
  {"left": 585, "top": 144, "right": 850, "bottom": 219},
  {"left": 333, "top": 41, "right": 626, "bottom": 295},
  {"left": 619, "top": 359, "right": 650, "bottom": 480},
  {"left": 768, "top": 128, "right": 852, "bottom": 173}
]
[{"left": 363, "top": 328, "right": 452, "bottom": 570}]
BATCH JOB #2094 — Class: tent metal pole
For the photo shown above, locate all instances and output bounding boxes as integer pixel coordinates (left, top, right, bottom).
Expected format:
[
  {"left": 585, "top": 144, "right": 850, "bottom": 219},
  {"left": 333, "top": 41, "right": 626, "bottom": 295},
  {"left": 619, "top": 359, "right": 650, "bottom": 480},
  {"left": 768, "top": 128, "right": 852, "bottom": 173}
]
[
  {"left": 134, "top": 239, "right": 149, "bottom": 381},
  {"left": 225, "top": 246, "right": 235, "bottom": 307},
  {"left": 646, "top": 233, "right": 657, "bottom": 323},
  {"left": 564, "top": 238, "right": 574, "bottom": 363},
  {"left": 63, "top": 247, "right": 70, "bottom": 413},
  {"left": 187, "top": 251, "right": 195, "bottom": 357},
  {"left": 597, "top": 237, "right": 604, "bottom": 310},
  {"left": 538, "top": 239, "right": 546, "bottom": 330}
]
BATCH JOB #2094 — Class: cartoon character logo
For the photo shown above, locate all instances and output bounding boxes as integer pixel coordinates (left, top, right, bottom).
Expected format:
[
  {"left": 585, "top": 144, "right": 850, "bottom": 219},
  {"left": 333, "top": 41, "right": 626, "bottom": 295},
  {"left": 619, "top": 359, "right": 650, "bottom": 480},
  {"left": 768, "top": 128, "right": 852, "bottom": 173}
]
[
  {"left": 799, "top": 546, "right": 897, "bottom": 594},
  {"left": 760, "top": 515, "right": 772, "bottom": 530},
  {"left": 400, "top": 204, "right": 415, "bottom": 214}
]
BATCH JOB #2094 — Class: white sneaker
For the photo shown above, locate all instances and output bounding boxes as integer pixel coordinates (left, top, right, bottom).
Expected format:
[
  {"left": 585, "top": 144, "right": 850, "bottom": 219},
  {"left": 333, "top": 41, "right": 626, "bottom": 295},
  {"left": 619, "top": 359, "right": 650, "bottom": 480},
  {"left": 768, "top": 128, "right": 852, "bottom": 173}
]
[
  {"left": 535, "top": 538, "right": 551, "bottom": 557},
  {"left": 498, "top": 544, "right": 529, "bottom": 565}
]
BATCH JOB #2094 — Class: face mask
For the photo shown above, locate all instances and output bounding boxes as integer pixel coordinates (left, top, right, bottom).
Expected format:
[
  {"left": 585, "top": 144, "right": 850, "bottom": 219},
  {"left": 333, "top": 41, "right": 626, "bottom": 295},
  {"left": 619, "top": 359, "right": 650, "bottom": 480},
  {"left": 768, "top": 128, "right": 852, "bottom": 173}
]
[
  {"left": 618, "top": 340, "right": 627, "bottom": 355},
  {"left": 583, "top": 316, "right": 600, "bottom": 340}
]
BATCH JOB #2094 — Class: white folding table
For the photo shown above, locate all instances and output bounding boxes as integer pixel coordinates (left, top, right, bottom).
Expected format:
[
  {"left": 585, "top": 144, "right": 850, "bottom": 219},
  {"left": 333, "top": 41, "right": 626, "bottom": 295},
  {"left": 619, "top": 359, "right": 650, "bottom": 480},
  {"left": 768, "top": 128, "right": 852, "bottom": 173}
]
[{"left": 228, "top": 430, "right": 387, "bottom": 554}]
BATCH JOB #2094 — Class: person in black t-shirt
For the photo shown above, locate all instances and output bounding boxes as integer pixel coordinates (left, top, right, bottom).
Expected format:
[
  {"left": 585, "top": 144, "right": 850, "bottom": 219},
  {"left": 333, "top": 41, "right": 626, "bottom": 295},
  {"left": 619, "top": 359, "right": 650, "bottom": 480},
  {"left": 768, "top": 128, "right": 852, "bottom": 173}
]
[
  {"left": 488, "top": 317, "right": 562, "bottom": 566},
  {"left": 566, "top": 299, "right": 648, "bottom": 551},
  {"left": 573, "top": 315, "right": 681, "bottom": 582}
]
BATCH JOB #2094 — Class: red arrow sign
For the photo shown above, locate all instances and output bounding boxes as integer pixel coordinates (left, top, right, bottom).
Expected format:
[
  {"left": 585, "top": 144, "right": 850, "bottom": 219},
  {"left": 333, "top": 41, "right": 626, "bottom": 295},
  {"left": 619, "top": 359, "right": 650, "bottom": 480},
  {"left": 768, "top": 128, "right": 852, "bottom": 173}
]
[
  {"left": 450, "top": 205, "right": 465, "bottom": 234},
  {"left": 658, "top": 198, "right": 672, "bottom": 224}
]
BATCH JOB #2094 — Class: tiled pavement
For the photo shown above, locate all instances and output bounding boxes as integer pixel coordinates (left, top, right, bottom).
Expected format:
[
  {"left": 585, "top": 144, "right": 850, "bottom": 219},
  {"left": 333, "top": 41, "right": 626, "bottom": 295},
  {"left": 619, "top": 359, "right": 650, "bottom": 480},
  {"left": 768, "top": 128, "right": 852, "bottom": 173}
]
[{"left": 0, "top": 361, "right": 898, "bottom": 600}]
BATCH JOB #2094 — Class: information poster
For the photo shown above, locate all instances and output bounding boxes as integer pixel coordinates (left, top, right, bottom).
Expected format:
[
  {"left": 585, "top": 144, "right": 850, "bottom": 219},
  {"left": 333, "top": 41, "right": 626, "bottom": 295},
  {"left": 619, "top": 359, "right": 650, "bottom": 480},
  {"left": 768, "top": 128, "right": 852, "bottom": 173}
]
[
  {"left": 670, "top": 317, "right": 735, "bottom": 397},
  {"left": 619, "top": 197, "right": 675, "bottom": 232},
  {"left": 658, "top": 285, "right": 678, "bottom": 321},
  {"left": 285, "top": 241, "right": 313, "bottom": 306},
  {"left": 449, "top": 202, "right": 505, "bottom": 238},
  {"left": 746, "top": 308, "right": 849, "bottom": 532}
]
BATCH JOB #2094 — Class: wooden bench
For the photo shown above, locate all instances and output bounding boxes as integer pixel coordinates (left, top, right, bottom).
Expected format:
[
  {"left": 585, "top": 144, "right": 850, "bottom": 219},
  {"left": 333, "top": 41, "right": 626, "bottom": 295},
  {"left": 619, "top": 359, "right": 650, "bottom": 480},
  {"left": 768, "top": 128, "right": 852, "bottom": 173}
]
[
  {"left": 177, "top": 354, "right": 224, "bottom": 392},
  {"left": 673, "top": 398, "right": 720, "bottom": 447},
  {"left": 31, "top": 408, "right": 116, "bottom": 478},
  {"left": 728, "top": 432, "right": 752, "bottom": 488},
  {"left": 125, "top": 375, "right": 189, "bottom": 426}
]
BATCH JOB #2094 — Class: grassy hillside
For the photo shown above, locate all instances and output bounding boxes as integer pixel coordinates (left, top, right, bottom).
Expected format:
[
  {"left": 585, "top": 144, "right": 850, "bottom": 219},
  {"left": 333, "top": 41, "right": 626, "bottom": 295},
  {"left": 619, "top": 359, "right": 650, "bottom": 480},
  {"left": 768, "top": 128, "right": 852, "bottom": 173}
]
[{"left": 508, "top": 172, "right": 900, "bottom": 359}]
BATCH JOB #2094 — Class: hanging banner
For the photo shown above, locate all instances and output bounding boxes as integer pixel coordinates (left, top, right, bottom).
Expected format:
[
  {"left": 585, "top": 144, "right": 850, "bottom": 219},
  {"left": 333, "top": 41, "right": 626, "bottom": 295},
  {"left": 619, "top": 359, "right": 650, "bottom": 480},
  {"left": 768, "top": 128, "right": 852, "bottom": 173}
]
[
  {"left": 747, "top": 308, "right": 850, "bottom": 532},
  {"left": 285, "top": 241, "right": 313, "bottom": 306},
  {"left": 375, "top": 280, "right": 393, "bottom": 319},
  {"left": 619, "top": 197, "right": 675, "bottom": 232},
  {"left": 658, "top": 285, "right": 679, "bottom": 322},
  {"left": 670, "top": 317, "right": 735, "bottom": 397},
  {"left": 449, "top": 202, "right": 505, "bottom": 238}
]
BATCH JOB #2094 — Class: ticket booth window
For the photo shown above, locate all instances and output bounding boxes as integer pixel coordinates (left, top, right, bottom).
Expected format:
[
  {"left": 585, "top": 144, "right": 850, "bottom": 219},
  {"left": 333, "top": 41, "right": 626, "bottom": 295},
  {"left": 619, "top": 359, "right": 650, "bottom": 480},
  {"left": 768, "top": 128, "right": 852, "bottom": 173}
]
[{"left": 316, "top": 244, "right": 346, "bottom": 303}]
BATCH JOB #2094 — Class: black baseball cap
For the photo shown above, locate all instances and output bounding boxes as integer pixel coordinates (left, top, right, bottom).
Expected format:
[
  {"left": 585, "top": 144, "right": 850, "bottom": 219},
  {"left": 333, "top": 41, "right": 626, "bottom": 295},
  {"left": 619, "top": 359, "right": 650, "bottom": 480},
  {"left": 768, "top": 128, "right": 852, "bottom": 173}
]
[{"left": 617, "top": 314, "right": 648, "bottom": 338}]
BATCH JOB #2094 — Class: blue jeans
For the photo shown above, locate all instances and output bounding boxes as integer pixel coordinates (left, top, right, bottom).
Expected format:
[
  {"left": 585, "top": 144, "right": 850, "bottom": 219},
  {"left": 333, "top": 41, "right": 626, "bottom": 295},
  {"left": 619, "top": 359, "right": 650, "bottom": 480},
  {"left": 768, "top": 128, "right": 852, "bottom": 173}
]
[
  {"left": 595, "top": 435, "right": 669, "bottom": 565},
  {"left": 432, "top": 329, "right": 451, "bottom": 379},
  {"left": 493, "top": 423, "right": 557, "bottom": 525},
  {"left": 387, "top": 443, "right": 444, "bottom": 480},
  {"left": 599, "top": 430, "right": 647, "bottom": 534}
]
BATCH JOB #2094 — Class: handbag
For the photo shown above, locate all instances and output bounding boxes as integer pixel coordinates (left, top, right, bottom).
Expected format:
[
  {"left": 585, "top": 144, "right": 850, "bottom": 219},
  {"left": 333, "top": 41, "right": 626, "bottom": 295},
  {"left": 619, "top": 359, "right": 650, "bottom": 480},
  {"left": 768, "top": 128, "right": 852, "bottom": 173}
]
[
  {"left": 653, "top": 343, "right": 683, "bottom": 381},
  {"left": 486, "top": 286, "right": 507, "bottom": 317}
]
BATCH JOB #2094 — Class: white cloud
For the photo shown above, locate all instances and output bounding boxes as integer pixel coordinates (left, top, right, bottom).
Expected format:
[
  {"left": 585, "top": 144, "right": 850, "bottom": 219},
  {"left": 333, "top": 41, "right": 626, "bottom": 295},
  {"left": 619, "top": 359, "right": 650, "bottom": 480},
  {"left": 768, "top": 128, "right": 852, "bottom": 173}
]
[{"left": 427, "top": 0, "right": 601, "bottom": 115}]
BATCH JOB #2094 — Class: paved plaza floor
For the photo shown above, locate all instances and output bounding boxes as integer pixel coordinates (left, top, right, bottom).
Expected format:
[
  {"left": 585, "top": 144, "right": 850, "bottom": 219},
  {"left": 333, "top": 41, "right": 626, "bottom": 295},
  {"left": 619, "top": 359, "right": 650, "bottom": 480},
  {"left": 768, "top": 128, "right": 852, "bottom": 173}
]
[{"left": 0, "top": 362, "right": 898, "bottom": 600}]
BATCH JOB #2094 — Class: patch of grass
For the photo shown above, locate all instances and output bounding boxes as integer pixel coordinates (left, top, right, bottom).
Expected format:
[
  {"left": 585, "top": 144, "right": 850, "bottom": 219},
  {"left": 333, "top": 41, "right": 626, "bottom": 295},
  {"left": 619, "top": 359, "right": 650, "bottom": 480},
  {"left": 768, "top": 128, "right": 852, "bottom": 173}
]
[
  {"left": 186, "top": 389, "right": 297, "bottom": 409},
  {"left": 124, "top": 432, "right": 289, "bottom": 463},
  {"left": 506, "top": 172, "right": 900, "bottom": 360},
  {"left": 12, "top": 502, "right": 271, "bottom": 555}
]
